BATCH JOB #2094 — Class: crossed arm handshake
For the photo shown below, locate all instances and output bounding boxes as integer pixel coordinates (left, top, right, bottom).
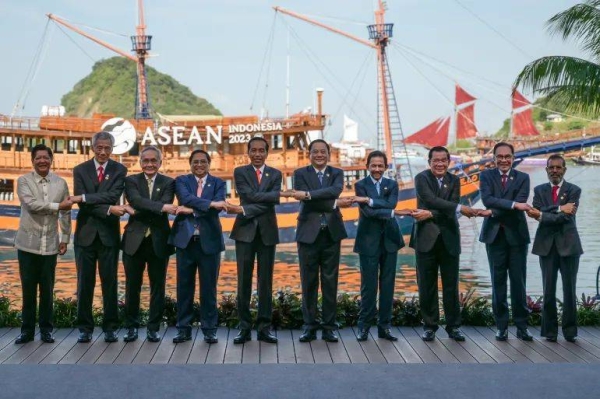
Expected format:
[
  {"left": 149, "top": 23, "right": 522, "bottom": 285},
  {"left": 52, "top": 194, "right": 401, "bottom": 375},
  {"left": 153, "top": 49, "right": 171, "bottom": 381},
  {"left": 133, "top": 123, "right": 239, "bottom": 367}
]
[{"left": 525, "top": 202, "right": 577, "bottom": 220}]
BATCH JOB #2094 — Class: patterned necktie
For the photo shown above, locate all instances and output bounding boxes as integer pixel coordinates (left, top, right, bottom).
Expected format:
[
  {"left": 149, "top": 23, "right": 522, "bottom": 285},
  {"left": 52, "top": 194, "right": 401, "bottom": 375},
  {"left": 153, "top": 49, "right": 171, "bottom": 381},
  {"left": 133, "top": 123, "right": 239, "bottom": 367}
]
[
  {"left": 438, "top": 178, "right": 443, "bottom": 188},
  {"left": 552, "top": 185, "right": 559, "bottom": 204},
  {"left": 256, "top": 169, "right": 262, "bottom": 184},
  {"left": 147, "top": 177, "right": 153, "bottom": 196},
  {"left": 375, "top": 180, "right": 381, "bottom": 195},
  {"left": 97, "top": 165, "right": 104, "bottom": 183},
  {"left": 317, "top": 171, "right": 323, "bottom": 187},
  {"left": 501, "top": 174, "right": 507, "bottom": 189},
  {"left": 197, "top": 178, "right": 203, "bottom": 197}
]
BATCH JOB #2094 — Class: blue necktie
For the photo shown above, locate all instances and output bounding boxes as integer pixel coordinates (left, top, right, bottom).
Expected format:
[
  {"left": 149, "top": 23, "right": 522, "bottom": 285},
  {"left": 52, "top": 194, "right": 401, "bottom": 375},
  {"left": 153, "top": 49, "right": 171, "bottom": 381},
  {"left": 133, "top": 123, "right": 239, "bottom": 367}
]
[
  {"left": 316, "top": 171, "right": 327, "bottom": 227},
  {"left": 375, "top": 180, "right": 381, "bottom": 196},
  {"left": 317, "top": 171, "right": 323, "bottom": 187}
]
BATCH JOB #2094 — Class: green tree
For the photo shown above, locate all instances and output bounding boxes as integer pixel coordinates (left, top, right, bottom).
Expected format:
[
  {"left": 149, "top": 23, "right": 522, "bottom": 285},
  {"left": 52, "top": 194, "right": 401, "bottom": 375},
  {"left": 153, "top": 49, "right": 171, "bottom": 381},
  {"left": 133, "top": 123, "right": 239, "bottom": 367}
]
[{"left": 514, "top": 0, "right": 600, "bottom": 117}]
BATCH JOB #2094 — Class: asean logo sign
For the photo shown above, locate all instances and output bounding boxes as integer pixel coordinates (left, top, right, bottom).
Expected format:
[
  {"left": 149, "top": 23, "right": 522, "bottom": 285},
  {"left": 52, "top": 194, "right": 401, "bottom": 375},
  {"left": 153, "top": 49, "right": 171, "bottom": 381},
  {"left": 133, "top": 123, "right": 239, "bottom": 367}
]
[{"left": 102, "top": 117, "right": 136, "bottom": 155}]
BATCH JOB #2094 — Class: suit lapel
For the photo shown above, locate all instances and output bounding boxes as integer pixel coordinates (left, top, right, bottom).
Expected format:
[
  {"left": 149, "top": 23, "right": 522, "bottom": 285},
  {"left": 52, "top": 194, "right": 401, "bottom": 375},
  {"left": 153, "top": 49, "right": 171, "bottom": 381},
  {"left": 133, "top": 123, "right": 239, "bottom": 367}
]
[
  {"left": 86, "top": 160, "right": 99, "bottom": 192},
  {"left": 427, "top": 170, "right": 441, "bottom": 196},
  {"left": 258, "top": 166, "right": 271, "bottom": 190},
  {"left": 557, "top": 181, "right": 568, "bottom": 204},
  {"left": 139, "top": 173, "right": 150, "bottom": 199},
  {"left": 151, "top": 174, "right": 164, "bottom": 200}
]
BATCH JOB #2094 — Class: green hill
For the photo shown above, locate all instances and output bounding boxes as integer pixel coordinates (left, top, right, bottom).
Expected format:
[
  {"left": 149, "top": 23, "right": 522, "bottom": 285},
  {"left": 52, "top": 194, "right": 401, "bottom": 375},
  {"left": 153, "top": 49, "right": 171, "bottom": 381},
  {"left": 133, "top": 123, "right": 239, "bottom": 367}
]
[{"left": 61, "top": 57, "right": 221, "bottom": 118}]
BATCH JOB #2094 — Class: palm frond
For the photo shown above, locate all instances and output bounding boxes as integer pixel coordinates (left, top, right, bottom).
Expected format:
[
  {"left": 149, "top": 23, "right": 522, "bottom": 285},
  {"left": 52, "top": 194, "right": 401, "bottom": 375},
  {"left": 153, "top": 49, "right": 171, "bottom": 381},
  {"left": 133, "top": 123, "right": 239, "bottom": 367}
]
[
  {"left": 514, "top": 56, "right": 600, "bottom": 116},
  {"left": 546, "top": 0, "right": 600, "bottom": 58}
]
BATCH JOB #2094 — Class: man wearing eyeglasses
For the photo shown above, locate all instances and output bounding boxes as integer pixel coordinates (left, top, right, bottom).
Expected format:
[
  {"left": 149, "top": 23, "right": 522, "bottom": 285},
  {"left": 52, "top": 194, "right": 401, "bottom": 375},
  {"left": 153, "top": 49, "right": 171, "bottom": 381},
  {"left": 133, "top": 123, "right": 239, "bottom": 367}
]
[
  {"left": 478, "top": 142, "right": 533, "bottom": 342},
  {"left": 121, "top": 146, "right": 176, "bottom": 343}
]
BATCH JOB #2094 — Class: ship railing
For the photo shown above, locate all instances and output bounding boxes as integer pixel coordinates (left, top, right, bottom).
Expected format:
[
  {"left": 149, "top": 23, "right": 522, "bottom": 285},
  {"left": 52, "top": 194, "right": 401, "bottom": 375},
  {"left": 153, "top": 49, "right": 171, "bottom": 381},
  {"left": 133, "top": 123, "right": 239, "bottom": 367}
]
[{"left": 0, "top": 115, "right": 40, "bottom": 131}]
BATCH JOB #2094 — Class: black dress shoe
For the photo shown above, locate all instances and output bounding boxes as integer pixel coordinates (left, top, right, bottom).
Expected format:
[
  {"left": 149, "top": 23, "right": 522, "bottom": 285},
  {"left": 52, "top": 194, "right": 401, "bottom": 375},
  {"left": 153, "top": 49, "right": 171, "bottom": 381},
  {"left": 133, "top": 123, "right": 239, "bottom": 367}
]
[
  {"left": 322, "top": 330, "right": 339, "bottom": 343},
  {"left": 204, "top": 331, "right": 218, "bottom": 344},
  {"left": 495, "top": 329, "right": 508, "bottom": 341},
  {"left": 77, "top": 332, "right": 93, "bottom": 343},
  {"left": 147, "top": 330, "right": 161, "bottom": 343},
  {"left": 234, "top": 329, "right": 252, "bottom": 344},
  {"left": 565, "top": 336, "right": 577, "bottom": 343},
  {"left": 123, "top": 328, "right": 138, "bottom": 343},
  {"left": 422, "top": 330, "right": 436, "bottom": 342},
  {"left": 447, "top": 328, "right": 466, "bottom": 342},
  {"left": 516, "top": 328, "right": 533, "bottom": 341},
  {"left": 104, "top": 331, "right": 118, "bottom": 343},
  {"left": 15, "top": 333, "right": 34, "bottom": 345},
  {"left": 378, "top": 328, "right": 398, "bottom": 341},
  {"left": 299, "top": 329, "right": 317, "bottom": 343},
  {"left": 546, "top": 336, "right": 557, "bottom": 342},
  {"left": 40, "top": 332, "right": 55, "bottom": 343},
  {"left": 356, "top": 328, "right": 369, "bottom": 342},
  {"left": 173, "top": 330, "right": 192, "bottom": 343},
  {"left": 257, "top": 329, "right": 278, "bottom": 344}
]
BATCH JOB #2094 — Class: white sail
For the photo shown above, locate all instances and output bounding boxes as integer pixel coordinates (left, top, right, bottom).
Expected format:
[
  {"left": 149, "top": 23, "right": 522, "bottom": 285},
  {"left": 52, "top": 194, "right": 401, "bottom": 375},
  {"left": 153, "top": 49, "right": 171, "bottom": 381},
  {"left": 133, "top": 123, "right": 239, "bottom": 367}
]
[{"left": 343, "top": 114, "right": 359, "bottom": 142}]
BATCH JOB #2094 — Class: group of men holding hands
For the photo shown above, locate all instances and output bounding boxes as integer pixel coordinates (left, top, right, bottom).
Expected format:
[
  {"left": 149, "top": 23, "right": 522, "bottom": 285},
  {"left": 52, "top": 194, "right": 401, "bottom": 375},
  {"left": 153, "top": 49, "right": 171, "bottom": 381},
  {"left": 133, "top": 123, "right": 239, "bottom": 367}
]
[{"left": 14, "top": 132, "right": 582, "bottom": 346}]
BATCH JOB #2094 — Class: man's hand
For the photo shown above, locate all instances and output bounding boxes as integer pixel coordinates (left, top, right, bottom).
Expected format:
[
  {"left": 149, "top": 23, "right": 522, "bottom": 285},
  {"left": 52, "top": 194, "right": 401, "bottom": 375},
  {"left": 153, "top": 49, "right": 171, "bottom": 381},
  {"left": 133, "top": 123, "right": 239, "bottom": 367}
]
[
  {"left": 210, "top": 201, "right": 228, "bottom": 211},
  {"left": 353, "top": 196, "right": 370, "bottom": 204},
  {"left": 58, "top": 242, "right": 68, "bottom": 255},
  {"left": 514, "top": 202, "right": 532, "bottom": 212},
  {"left": 292, "top": 190, "right": 307, "bottom": 200},
  {"left": 526, "top": 208, "right": 541, "bottom": 220},
  {"left": 161, "top": 204, "right": 178, "bottom": 215},
  {"left": 394, "top": 209, "right": 414, "bottom": 216},
  {"left": 226, "top": 203, "right": 244, "bottom": 214},
  {"left": 460, "top": 206, "right": 478, "bottom": 218},
  {"left": 477, "top": 209, "right": 492, "bottom": 217},
  {"left": 109, "top": 205, "right": 126, "bottom": 217},
  {"left": 411, "top": 209, "right": 433, "bottom": 222},
  {"left": 337, "top": 197, "right": 354, "bottom": 208},
  {"left": 560, "top": 203, "right": 577, "bottom": 215},
  {"left": 280, "top": 190, "right": 294, "bottom": 198},
  {"left": 58, "top": 198, "right": 74, "bottom": 211},
  {"left": 123, "top": 204, "right": 136, "bottom": 216},
  {"left": 69, "top": 195, "right": 83, "bottom": 204},
  {"left": 176, "top": 206, "right": 194, "bottom": 215}
]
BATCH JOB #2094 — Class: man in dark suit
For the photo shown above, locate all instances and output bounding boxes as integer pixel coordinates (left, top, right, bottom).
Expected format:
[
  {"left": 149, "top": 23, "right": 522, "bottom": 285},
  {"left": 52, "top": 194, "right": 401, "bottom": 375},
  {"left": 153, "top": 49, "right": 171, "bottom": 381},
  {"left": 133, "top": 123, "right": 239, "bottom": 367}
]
[
  {"left": 169, "top": 149, "right": 227, "bottom": 344},
  {"left": 410, "top": 146, "right": 478, "bottom": 342},
  {"left": 293, "top": 139, "right": 350, "bottom": 343},
  {"left": 121, "top": 146, "right": 176, "bottom": 343},
  {"left": 526, "top": 154, "right": 582, "bottom": 343},
  {"left": 70, "top": 131, "right": 128, "bottom": 343},
  {"left": 228, "top": 137, "right": 283, "bottom": 344},
  {"left": 353, "top": 150, "right": 412, "bottom": 342},
  {"left": 478, "top": 142, "right": 533, "bottom": 341}
]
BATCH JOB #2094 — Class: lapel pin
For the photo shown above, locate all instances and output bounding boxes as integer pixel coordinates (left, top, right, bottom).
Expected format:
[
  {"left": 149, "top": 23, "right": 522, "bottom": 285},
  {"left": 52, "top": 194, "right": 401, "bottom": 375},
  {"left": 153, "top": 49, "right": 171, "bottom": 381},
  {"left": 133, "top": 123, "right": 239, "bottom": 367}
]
[
  {"left": 105, "top": 175, "right": 110, "bottom": 181},
  {"left": 510, "top": 176, "right": 514, "bottom": 180},
  {"left": 560, "top": 195, "right": 564, "bottom": 200},
  {"left": 443, "top": 184, "right": 447, "bottom": 188},
  {"left": 207, "top": 184, "right": 211, "bottom": 187},
  {"left": 265, "top": 173, "right": 269, "bottom": 177},
  {"left": 326, "top": 173, "right": 330, "bottom": 177},
  {"left": 157, "top": 188, "right": 160, "bottom": 192},
  {"left": 384, "top": 186, "right": 388, "bottom": 190}
]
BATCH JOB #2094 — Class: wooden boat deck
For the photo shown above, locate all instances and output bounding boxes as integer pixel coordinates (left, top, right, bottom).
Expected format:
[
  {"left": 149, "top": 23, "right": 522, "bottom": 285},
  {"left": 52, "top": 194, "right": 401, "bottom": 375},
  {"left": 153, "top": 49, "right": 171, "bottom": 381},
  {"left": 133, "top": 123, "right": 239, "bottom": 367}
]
[{"left": 2, "top": 325, "right": 600, "bottom": 365}]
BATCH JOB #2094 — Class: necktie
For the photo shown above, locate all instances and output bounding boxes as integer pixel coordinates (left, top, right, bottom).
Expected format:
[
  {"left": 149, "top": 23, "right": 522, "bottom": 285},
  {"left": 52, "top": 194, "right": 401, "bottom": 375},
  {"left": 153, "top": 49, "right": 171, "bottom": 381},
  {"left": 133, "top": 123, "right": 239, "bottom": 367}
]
[
  {"left": 501, "top": 174, "right": 507, "bottom": 189},
  {"left": 438, "top": 178, "right": 443, "bottom": 188},
  {"left": 97, "top": 165, "right": 104, "bottom": 183},
  {"left": 145, "top": 177, "right": 153, "bottom": 237},
  {"left": 375, "top": 180, "right": 381, "bottom": 196},
  {"left": 317, "top": 171, "right": 323, "bottom": 187},
  {"left": 256, "top": 169, "right": 262, "bottom": 184},
  {"left": 552, "top": 185, "right": 559, "bottom": 204},
  {"left": 197, "top": 178, "right": 203, "bottom": 197}
]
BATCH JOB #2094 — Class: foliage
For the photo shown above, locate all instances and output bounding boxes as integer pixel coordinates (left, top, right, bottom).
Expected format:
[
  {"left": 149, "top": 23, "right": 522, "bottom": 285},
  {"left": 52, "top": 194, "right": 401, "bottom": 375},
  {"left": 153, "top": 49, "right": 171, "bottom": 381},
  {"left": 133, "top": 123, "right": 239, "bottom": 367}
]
[
  {"left": 163, "top": 295, "right": 178, "bottom": 327},
  {"left": 527, "top": 295, "right": 544, "bottom": 326},
  {"left": 0, "top": 296, "right": 20, "bottom": 327},
  {"left": 576, "top": 293, "right": 600, "bottom": 326},
  {"left": 391, "top": 296, "right": 421, "bottom": 326},
  {"left": 459, "top": 289, "right": 495, "bottom": 326},
  {"left": 568, "top": 120, "right": 585, "bottom": 130},
  {"left": 53, "top": 297, "right": 78, "bottom": 328},
  {"left": 218, "top": 294, "right": 239, "bottom": 328},
  {"left": 62, "top": 57, "right": 222, "bottom": 118},
  {"left": 272, "top": 290, "right": 304, "bottom": 329},
  {"left": 336, "top": 293, "right": 361, "bottom": 328}
]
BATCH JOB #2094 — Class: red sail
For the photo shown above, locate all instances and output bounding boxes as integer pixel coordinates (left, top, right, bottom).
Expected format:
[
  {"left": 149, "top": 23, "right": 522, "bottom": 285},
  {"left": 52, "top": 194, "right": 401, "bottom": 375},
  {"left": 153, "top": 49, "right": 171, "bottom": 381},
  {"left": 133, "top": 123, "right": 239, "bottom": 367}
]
[
  {"left": 404, "top": 117, "right": 450, "bottom": 147},
  {"left": 512, "top": 107, "right": 540, "bottom": 136},
  {"left": 512, "top": 89, "right": 531, "bottom": 109},
  {"left": 456, "top": 84, "right": 476, "bottom": 106},
  {"left": 456, "top": 103, "right": 477, "bottom": 139}
]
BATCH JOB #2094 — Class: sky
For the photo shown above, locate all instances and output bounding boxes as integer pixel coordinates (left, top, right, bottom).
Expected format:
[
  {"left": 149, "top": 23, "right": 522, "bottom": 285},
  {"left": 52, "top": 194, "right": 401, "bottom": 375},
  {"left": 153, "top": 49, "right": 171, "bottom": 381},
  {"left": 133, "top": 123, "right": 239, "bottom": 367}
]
[{"left": 0, "top": 0, "right": 586, "bottom": 145}]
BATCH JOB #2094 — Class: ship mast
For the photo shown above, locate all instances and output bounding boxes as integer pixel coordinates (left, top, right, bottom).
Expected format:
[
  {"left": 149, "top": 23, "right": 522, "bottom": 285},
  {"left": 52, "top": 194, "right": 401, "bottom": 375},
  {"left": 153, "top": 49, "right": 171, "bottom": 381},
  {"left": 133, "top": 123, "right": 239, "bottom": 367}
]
[
  {"left": 274, "top": 2, "right": 400, "bottom": 165},
  {"left": 47, "top": 0, "right": 152, "bottom": 120}
]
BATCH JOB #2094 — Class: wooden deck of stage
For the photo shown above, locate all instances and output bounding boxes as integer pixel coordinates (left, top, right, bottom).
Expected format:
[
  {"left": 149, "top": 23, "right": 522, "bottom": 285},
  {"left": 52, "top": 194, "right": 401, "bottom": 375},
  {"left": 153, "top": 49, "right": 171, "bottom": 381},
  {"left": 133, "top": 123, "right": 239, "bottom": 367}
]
[{"left": 2, "top": 326, "right": 600, "bottom": 365}]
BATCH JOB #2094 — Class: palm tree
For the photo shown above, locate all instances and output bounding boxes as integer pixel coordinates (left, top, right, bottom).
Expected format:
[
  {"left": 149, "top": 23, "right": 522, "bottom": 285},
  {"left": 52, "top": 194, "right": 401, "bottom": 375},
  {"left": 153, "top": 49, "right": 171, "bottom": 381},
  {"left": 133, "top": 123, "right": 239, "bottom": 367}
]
[{"left": 514, "top": 0, "right": 600, "bottom": 116}]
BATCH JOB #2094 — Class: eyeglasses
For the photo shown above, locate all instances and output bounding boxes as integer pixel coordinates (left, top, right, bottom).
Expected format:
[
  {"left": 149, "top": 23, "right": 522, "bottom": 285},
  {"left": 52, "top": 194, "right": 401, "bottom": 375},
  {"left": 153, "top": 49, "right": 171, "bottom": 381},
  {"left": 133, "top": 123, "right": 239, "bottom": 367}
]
[
  {"left": 495, "top": 155, "right": 513, "bottom": 160},
  {"left": 430, "top": 158, "right": 449, "bottom": 164},
  {"left": 141, "top": 158, "right": 160, "bottom": 165}
]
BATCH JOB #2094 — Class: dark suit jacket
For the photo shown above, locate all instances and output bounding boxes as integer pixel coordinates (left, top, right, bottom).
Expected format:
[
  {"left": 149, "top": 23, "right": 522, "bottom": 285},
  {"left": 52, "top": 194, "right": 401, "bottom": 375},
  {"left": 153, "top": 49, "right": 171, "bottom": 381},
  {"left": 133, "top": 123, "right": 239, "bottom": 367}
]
[
  {"left": 409, "top": 170, "right": 461, "bottom": 256},
  {"left": 531, "top": 181, "right": 583, "bottom": 257},
  {"left": 122, "top": 173, "right": 175, "bottom": 258},
  {"left": 73, "top": 159, "right": 127, "bottom": 247},
  {"left": 230, "top": 165, "right": 282, "bottom": 246},
  {"left": 293, "top": 165, "right": 347, "bottom": 244},
  {"left": 168, "top": 173, "right": 225, "bottom": 254},
  {"left": 478, "top": 168, "right": 530, "bottom": 246},
  {"left": 353, "top": 176, "right": 404, "bottom": 255}
]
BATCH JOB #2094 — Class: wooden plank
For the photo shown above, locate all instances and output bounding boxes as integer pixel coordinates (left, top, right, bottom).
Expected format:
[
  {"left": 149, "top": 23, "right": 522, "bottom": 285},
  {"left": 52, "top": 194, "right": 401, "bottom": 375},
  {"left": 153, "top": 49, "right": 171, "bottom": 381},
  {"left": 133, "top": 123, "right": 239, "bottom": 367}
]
[
  {"left": 96, "top": 328, "right": 134, "bottom": 364},
  {"left": 337, "top": 327, "right": 367, "bottom": 364},
  {"left": 0, "top": 328, "right": 11, "bottom": 339},
  {"left": 186, "top": 328, "right": 209, "bottom": 364},
  {"left": 474, "top": 327, "right": 533, "bottom": 363},
  {"left": 223, "top": 328, "right": 243, "bottom": 364},
  {"left": 309, "top": 337, "right": 332, "bottom": 364},
  {"left": 275, "top": 329, "right": 296, "bottom": 364},
  {"left": 290, "top": 330, "right": 314, "bottom": 364},
  {"left": 259, "top": 340, "right": 278, "bottom": 364},
  {"left": 3, "top": 338, "right": 44, "bottom": 364},
  {"left": 354, "top": 328, "right": 386, "bottom": 364},
  {"left": 397, "top": 327, "right": 440, "bottom": 363},
  {"left": 18, "top": 329, "right": 73, "bottom": 364},
  {"left": 0, "top": 330, "right": 33, "bottom": 363},
  {"left": 242, "top": 338, "right": 261, "bottom": 364},
  {"left": 371, "top": 332, "right": 405, "bottom": 364},
  {"left": 77, "top": 329, "right": 122, "bottom": 364},
  {"left": 507, "top": 327, "right": 567, "bottom": 363},
  {"left": 170, "top": 327, "right": 198, "bottom": 364},
  {"left": 405, "top": 327, "right": 458, "bottom": 363},
  {"left": 530, "top": 326, "right": 599, "bottom": 363},
  {"left": 0, "top": 329, "right": 22, "bottom": 352},
  {"left": 150, "top": 327, "right": 178, "bottom": 364},
  {"left": 113, "top": 327, "right": 148, "bottom": 364},
  {"left": 327, "top": 336, "right": 351, "bottom": 364},
  {"left": 461, "top": 327, "right": 512, "bottom": 364},
  {"left": 132, "top": 329, "right": 161, "bottom": 364},
  {"left": 580, "top": 327, "right": 600, "bottom": 340},
  {"left": 388, "top": 327, "right": 423, "bottom": 363},
  {"left": 39, "top": 329, "right": 80, "bottom": 364},
  {"left": 58, "top": 330, "right": 103, "bottom": 364},
  {"left": 204, "top": 327, "right": 229, "bottom": 364},
  {"left": 435, "top": 328, "right": 484, "bottom": 364}
]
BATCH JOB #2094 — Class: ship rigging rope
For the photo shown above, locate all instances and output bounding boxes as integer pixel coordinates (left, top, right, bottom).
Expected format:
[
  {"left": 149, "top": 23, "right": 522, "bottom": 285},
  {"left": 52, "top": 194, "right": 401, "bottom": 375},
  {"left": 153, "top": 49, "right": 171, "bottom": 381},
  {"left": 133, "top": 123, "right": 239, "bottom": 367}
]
[
  {"left": 54, "top": 23, "right": 96, "bottom": 63},
  {"left": 53, "top": 15, "right": 128, "bottom": 37},
  {"left": 250, "top": 12, "right": 277, "bottom": 113},
  {"left": 295, "top": 12, "right": 369, "bottom": 27}
]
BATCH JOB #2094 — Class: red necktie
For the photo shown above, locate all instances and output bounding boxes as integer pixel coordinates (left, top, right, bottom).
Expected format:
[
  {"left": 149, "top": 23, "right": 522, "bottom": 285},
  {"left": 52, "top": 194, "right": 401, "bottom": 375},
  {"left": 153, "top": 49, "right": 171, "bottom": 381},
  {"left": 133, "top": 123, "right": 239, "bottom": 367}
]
[
  {"left": 97, "top": 165, "right": 104, "bottom": 183},
  {"left": 501, "top": 174, "right": 507, "bottom": 189},
  {"left": 256, "top": 169, "right": 262, "bottom": 184},
  {"left": 552, "top": 185, "right": 559, "bottom": 204}
]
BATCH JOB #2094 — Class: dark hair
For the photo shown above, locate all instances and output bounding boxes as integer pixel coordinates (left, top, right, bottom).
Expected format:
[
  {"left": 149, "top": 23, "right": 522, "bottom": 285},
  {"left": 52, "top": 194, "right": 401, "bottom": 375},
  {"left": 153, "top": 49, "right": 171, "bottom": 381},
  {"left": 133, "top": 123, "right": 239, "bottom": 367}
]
[
  {"left": 188, "top": 149, "right": 211, "bottom": 164},
  {"left": 428, "top": 146, "right": 450, "bottom": 161},
  {"left": 247, "top": 136, "right": 269, "bottom": 152},
  {"left": 308, "top": 139, "right": 330, "bottom": 154},
  {"left": 493, "top": 142, "right": 514, "bottom": 155},
  {"left": 367, "top": 150, "right": 388, "bottom": 167},
  {"left": 547, "top": 154, "right": 566, "bottom": 167},
  {"left": 31, "top": 144, "right": 53, "bottom": 161}
]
